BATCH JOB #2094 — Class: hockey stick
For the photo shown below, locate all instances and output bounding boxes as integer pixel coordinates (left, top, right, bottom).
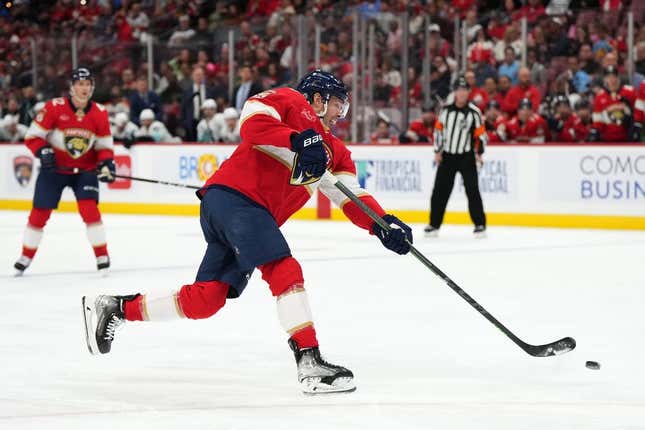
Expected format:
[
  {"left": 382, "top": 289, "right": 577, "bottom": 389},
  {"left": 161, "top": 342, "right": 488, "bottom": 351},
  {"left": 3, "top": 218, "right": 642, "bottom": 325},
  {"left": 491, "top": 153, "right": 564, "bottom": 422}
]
[
  {"left": 56, "top": 167, "right": 201, "bottom": 190},
  {"left": 323, "top": 171, "right": 576, "bottom": 357}
]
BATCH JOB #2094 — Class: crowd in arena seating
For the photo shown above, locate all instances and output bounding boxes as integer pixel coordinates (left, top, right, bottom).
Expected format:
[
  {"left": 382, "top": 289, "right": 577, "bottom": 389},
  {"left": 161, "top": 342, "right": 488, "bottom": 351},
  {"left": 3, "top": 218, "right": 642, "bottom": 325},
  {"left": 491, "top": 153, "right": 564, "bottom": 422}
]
[{"left": 0, "top": 0, "right": 643, "bottom": 144}]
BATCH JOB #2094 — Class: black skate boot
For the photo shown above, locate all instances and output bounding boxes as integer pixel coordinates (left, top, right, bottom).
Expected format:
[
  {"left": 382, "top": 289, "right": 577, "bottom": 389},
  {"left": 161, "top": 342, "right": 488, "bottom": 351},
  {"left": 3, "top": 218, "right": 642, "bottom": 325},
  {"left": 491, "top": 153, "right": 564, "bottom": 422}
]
[
  {"left": 14, "top": 255, "right": 32, "bottom": 276},
  {"left": 82, "top": 294, "right": 138, "bottom": 355},
  {"left": 424, "top": 225, "right": 439, "bottom": 238},
  {"left": 473, "top": 225, "right": 487, "bottom": 238},
  {"left": 96, "top": 255, "right": 110, "bottom": 276},
  {"left": 288, "top": 338, "right": 356, "bottom": 394}
]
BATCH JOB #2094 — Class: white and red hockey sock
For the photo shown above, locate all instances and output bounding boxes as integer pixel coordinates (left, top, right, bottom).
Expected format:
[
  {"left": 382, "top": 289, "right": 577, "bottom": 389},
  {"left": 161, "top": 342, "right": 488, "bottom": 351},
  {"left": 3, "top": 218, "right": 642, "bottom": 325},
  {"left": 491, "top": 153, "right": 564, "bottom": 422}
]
[
  {"left": 124, "top": 280, "right": 229, "bottom": 321},
  {"left": 21, "top": 208, "right": 52, "bottom": 259},
  {"left": 260, "top": 256, "right": 319, "bottom": 349},
  {"left": 78, "top": 199, "right": 108, "bottom": 258}
]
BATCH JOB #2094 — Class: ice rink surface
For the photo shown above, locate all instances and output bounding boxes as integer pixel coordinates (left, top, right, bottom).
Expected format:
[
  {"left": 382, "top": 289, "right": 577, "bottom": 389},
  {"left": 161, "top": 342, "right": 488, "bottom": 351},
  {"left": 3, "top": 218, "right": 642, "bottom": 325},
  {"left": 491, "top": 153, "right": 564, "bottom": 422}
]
[{"left": 1, "top": 210, "right": 644, "bottom": 429}]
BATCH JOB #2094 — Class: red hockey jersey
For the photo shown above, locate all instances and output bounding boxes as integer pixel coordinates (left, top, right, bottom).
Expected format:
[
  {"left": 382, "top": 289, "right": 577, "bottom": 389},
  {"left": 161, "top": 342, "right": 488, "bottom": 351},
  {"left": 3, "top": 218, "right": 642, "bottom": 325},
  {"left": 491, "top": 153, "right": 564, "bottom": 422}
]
[
  {"left": 506, "top": 113, "right": 548, "bottom": 143},
  {"left": 485, "top": 116, "right": 507, "bottom": 142},
  {"left": 25, "top": 97, "right": 113, "bottom": 172},
  {"left": 205, "top": 87, "right": 385, "bottom": 229},
  {"left": 635, "top": 81, "right": 645, "bottom": 125},
  {"left": 592, "top": 86, "right": 636, "bottom": 142},
  {"left": 552, "top": 113, "right": 589, "bottom": 142}
]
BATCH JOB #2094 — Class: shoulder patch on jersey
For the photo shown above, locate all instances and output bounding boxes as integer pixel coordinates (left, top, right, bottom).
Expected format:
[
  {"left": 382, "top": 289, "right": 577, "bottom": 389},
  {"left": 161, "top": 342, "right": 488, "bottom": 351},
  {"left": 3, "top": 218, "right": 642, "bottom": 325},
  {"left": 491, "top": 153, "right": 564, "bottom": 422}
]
[{"left": 52, "top": 98, "right": 66, "bottom": 106}]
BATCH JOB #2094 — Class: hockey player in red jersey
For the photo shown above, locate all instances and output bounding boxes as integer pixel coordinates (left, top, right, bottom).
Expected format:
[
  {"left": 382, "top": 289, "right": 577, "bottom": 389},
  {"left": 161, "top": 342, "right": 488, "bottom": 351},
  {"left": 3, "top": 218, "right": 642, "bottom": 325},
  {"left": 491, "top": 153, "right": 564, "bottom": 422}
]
[
  {"left": 506, "top": 98, "right": 548, "bottom": 143},
  {"left": 590, "top": 66, "right": 638, "bottom": 142},
  {"left": 547, "top": 95, "right": 588, "bottom": 142},
  {"left": 483, "top": 100, "right": 507, "bottom": 142},
  {"left": 15, "top": 68, "right": 115, "bottom": 275},
  {"left": 82, "top": 71, "right": 413, "bottom": 394},
  {"left": 634, "top": 81, "right": 645, "bottom": 142}
]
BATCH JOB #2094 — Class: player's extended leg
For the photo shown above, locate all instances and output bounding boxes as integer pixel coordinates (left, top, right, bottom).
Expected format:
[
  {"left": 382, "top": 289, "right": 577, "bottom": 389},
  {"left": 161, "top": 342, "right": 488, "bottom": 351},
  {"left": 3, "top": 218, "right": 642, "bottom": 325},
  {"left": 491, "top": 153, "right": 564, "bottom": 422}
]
[
  {"left": 429, "top": 154, "right": 458, "bottom": 232},
  {"left": 14, "top": 169, "right": 67, "bottom": 275},
  {"left": 77, "top": 199, "right": 111, "bottom": 272},
  {"left": 459, "top": 153, "right": 486, "bottom": 237},
  {"left": 260, "top": 256, "right": 355, "bottom": 394},
  {"left": 82, "top": 280, "right": 229, "bottom": 354},
  {"left": 14, "top": 208, "right": 52, "bottom": 274}
]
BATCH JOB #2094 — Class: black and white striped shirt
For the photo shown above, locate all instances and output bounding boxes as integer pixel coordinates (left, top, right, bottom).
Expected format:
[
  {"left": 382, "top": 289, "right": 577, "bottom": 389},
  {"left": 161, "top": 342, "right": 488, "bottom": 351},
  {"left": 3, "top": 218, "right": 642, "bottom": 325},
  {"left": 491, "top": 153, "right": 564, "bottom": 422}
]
[{"left": 433, "top": 102, "right": 487, "bottom": 155}]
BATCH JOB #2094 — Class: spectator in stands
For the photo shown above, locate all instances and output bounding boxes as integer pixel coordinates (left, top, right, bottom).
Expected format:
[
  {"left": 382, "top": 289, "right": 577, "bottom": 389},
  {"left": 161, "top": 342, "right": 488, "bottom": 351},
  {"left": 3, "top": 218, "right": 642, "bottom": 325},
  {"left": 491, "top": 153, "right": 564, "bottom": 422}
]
[
  {"left": 498, "top": 46, "right": 519, "bottom": 85},
  {"left": 120, "top": 68, "right": 136, "bottom": 98},
  {"left": 527, "top": 48, "right": 547, "bottom": 89},
  {"left": 563, "top": 56, "right": 592, "bottom": 94},
  {"left": 0, "top": 114, "right": 27, "bottom": 142},
  {"left": 483, "top": 77, "right": 504, "bottom": 108},
  {"left": 370, "top": 118, "right": 397, "bottom": 144},
  {"left": 111, "top": 111, "right": 139, "bottom": 146},
  {"left": 386, "top": 19, "right": 402, "bottom": 55},
  {"left": 373, "top": 73, "right": 393, "bottom": 106},
  {"left": 399, "top": 102, "right": 435, "bottom": 144},
  {"left": 18, "top": 81, "right": 37, "bottom": 126},
  {"left": 197, "top": 98, "right": 219, "bottom": 143},
  {"left": 579, "top": 43, "right": 601, "bottom": 76},
  {"left": 465, "top": 70, "right": 488, "bottom": 111},
  {"left": 431, "top": 56, "right": 451, "bottom": 100},
  {"left": 592, "top": 24, "right": 613, "bottom": 58},
  {"left": 484, "top": 100, "right": 507, "bottom": 142},
  {"left": 233, "top": 63, "right": 262, "bottom": 112},
  {"left": 169, "top": 15, "right": 195, "bottom": 47},
  {"left": 129, "top": 76, "right": 162, "bottom": 126},
  {"left": 473, "top": 59, "right": 498, "bottom": 88},
  {"left": 136, "top": 108, "right": 180, "bottom": 143},
  {"left": 547, "top": 95, "right": 586, "bottom": 142},
  {"left": 503, "top": 67, "right": 542, "bottom": 115},
  {"left": 493, "top": 26, "right": 521, "bottom": 64},
  {"left": 468, "top": 26, "right": 494, "bottom": 66},
  {"left": 427, "top": 24, "right": 452, "bottom": 59},
  {"left": 193, "top": 17, "right": 212, "bottom": 47},
  {"left": 506, "top": 98, "right": 548, "bottom": 143},
  {"left": 127, "top": 2, "right": 150, "bottom": 42},
  {"left": 181, "top": 66, "right": 216, "bottom": 141},
  {"left": 219, "top": 107, "right": 241, "bottom": 144},
  {"left": 497, "top": 75, "right": 512, "bottom": 105}
]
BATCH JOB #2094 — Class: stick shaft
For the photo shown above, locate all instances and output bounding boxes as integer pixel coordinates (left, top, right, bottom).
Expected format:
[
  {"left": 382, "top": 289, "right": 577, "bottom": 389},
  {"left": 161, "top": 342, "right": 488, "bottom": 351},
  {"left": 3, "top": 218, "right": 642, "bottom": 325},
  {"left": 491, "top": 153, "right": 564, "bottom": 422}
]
[
  {"left": 113, "top": 174, "right": 201, "bottom": 190},
  {"left": 324, "top": 172, "right": 528, "bottom": 350}
]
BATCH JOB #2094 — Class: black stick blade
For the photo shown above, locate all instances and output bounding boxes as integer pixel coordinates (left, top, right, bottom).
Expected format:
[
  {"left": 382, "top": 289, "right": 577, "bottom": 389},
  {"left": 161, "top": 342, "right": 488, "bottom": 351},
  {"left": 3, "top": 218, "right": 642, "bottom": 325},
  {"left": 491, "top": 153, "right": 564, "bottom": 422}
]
[{"left": 525, "top": 337, "right": 576, "bottom": 357}]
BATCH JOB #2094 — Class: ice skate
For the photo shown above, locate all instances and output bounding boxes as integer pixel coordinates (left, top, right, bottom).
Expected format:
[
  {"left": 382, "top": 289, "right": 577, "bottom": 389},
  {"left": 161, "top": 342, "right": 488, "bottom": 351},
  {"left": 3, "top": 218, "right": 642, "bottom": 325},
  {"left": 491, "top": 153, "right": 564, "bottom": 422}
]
[
  {"left": 474, "top": 225, "right": 487, "bottom": 239},
  {"left": 424, "top": 225, "right": 439, "bottom": 238},
  {"left": 14, "top": 255, "right": 32, "bottom": 277},
  {"left": 96, "top": 255, "right": 110, "bottom": 277},
  {"left": 288, "top": 339, "right": 355, "bottom": 394},
  {"left": 82, "top": 295, "right": 127, "bottom": 355}
]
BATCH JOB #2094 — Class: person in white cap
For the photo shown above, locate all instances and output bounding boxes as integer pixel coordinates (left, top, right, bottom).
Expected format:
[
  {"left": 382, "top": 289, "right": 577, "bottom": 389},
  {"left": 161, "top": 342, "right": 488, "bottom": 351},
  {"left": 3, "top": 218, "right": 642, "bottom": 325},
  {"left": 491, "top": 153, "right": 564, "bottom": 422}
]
[
  {"left": 0, "top": 114, "right": 28, "bottom": 142},
  {"left": 135, "top": 108, "right": 180, "bottom": 142},
  {"left": 196, "top": 98, "right": 219, "bottom": 142},
  {"left": 217, "top": 107, "right": 240, "bottom": 143},
  {"left": 111, "top": 111, "right": 139, "bottom": 144}
]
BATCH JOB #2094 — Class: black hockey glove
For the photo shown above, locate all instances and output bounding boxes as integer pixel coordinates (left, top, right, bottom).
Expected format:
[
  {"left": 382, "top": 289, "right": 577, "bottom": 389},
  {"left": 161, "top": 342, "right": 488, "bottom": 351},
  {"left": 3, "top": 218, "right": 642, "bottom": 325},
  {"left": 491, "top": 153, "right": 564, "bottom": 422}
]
[
  {"left": 290, "top": 128, "right": 328, "bottom": 185},
  {"left": 37, "top": 146, "right": 56, "bottom": 171},
  {"left": 97, "top": 159, "right": 116, "bottom": 183},
  {"left": 372, "top": 214, "right": 413, "bottom": 255}
]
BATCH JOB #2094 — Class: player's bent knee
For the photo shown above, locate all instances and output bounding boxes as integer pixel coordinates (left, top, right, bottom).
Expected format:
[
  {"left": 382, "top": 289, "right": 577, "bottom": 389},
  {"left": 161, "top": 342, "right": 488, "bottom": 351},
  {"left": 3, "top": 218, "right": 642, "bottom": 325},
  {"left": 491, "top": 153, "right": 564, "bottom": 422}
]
[
  {"left": 260, "top": 256, "right": 304, "bottom": 297},
  {"left": 28, "top": 208, "right": 52, "bottom": 228},
  {"left": 77, "top": 199, "right": 102, "bottom": 224},
  {"left": 177, "top": 280, "right": 229, "bottom": 319}
]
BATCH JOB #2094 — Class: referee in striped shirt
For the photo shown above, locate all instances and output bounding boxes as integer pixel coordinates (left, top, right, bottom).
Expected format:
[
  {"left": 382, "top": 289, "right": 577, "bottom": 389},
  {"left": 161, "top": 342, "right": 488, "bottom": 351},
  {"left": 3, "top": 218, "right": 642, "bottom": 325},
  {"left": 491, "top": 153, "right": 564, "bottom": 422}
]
[{"left": 425, "top": 76, "right": 488, "bottom": 238}]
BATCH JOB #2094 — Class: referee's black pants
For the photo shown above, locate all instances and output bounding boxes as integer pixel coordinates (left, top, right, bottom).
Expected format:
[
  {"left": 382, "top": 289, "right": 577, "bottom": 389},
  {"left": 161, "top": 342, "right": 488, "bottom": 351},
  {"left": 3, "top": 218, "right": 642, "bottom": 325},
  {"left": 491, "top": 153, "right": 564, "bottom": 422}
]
[{"left": 430, "top": 151, "right": 486, "bottom": 228}]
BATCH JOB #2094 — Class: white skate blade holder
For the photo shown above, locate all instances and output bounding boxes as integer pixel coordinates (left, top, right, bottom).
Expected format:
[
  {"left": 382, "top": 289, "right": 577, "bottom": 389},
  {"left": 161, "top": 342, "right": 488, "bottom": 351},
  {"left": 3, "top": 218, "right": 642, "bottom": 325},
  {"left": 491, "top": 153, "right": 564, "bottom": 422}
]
[
  {"left": 82, "top": 296, "right": 100, "bottom": 355},
  {"left": 301, "top": 376, "right": 356, "bottom": 395}
]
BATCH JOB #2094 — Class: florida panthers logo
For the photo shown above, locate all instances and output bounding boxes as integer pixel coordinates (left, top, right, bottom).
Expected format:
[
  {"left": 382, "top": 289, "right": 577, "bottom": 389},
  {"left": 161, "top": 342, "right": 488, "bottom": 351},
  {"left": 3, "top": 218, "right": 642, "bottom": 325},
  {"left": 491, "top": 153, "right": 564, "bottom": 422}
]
[
  {"left": 64, "top": 132, "right": 92, "bottom": 159},
  {"left": 13, "top": 155, "right": 33, "bottom": 187}
]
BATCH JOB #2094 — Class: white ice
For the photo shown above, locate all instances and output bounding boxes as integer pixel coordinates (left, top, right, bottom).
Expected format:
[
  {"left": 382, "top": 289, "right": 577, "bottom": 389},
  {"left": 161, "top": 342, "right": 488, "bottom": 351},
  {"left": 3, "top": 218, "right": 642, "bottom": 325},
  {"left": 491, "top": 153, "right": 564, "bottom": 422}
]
[{"left": 1, "top": 210, "right": 644, "bottom": 429}]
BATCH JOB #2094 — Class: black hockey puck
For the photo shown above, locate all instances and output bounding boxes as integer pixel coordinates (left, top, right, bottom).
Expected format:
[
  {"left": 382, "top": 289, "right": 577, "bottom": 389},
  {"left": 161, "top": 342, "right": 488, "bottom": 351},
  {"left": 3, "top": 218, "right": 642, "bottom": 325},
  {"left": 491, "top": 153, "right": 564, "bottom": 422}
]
[{"left": 585, "top": 360, "right": 600, "bottom": 370}]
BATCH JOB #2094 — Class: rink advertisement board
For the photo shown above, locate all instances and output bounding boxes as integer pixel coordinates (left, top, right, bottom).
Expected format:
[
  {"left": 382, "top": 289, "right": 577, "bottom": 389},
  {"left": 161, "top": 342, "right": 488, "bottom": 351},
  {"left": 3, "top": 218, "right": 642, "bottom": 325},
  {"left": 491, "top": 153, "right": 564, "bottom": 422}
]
[{"left": 0, "top": 143, "right": 643, "bottom": 229}]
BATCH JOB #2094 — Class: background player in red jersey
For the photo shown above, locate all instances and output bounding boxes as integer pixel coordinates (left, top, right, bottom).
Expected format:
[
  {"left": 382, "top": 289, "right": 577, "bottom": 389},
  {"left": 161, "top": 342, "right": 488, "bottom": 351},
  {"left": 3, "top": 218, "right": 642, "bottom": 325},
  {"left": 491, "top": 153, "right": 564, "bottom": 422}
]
[
  {"left": 506, "top": 98, "right": 548, "bottom": 143},
  {"left": 590, "top": 66, "right": 637, "bottom": 142},
  {"left": 547, "top": 95, "right": 588, "bottom": 143},
  {"left": 14, "top": 68, "right": 116, "bottom": 275},
  {"left": 82, "top": 71, "right": 412, "bottom": 394}
]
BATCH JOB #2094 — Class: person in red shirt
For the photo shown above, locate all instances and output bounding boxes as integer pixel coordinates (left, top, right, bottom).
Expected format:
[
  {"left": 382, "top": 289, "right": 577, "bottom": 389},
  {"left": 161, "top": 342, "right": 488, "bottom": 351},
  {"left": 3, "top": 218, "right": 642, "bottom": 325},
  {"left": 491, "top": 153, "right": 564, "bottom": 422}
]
[
  {"left": 14, "top": 68, "right": 115, "bottom": 276},
  {"left": 400, "top": 102, "right": 436, "bottom": 143},
  {"left": 547, "top": 95, "right": 587, "bottom": 142},
  {"left": 506, "top": 98, "right": 548, "bottom": 143},
  {"left": 465, "top": 70, "right": 489, "bottom": 111},
  {"left": 590, "top": 66, "right": 637, "bottom": 142},
  {"left": 574, "top": 99, "right": 593, "bottom": 142},
  {"left": 633, "top": 81, "right": 645, "bottom": 142},
  {"left": 484, "top": 100, "right": 507, "bottom": 142},
  {"left": 81, "top": 71, "right": 413, "bottom": 395},
  {"left": 502, "top": 67, "right": 542, "bottom": 115}
]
